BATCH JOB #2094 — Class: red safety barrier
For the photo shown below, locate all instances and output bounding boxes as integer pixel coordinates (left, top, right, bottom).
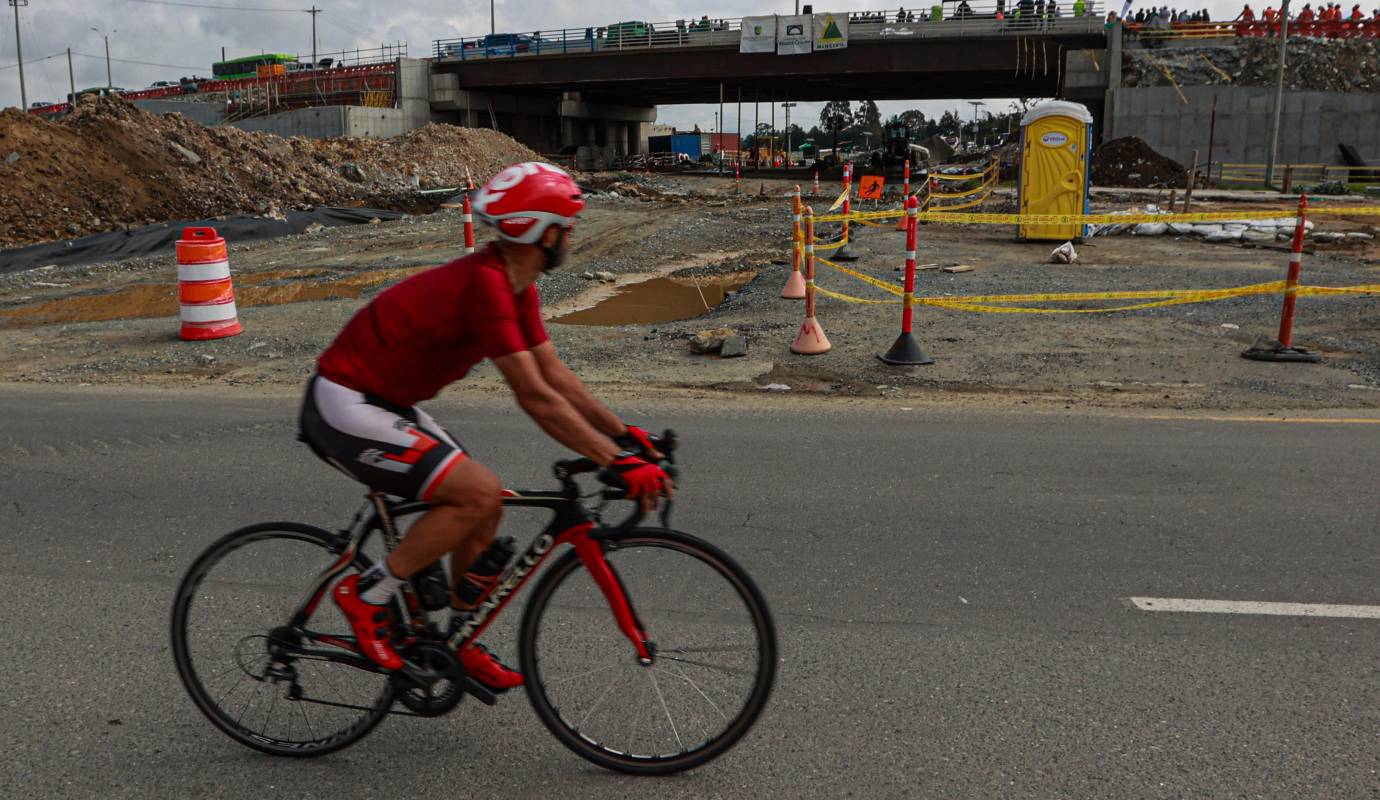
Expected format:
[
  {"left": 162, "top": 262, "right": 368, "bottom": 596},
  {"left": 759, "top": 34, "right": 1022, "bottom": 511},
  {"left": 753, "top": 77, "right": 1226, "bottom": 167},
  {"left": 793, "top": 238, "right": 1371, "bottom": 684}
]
[
  {"left": 878, "top": 196, "right": 933, "bottom": 365},
  {"left": 791, "top": 207, "right": 831, "bottom": 355},
  {"left": 1242, "top": 194, "right": 1320, "bottom": 363},
  {"left": 462, "top": 193, "right": 476, "bottom": 254},
  {"left": 176, "top": 227, "right": 243, "bottom": 341},
  {"left": 783, "top": 186, "right": 806, "bottom": 299}
]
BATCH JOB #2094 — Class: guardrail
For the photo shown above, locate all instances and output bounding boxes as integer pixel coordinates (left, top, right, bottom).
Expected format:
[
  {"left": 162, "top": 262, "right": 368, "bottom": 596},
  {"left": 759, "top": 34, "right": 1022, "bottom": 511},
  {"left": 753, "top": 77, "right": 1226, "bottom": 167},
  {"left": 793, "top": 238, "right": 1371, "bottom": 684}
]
[
  {"left": 1128, "top": 18, "right": 1380, "bottom": 40},
  {"left": 1213, "top": 162, "right": 1380, "bottom": 189},
  {"left": 433, "top": 5, "right": 1105, "bottom": 61}
]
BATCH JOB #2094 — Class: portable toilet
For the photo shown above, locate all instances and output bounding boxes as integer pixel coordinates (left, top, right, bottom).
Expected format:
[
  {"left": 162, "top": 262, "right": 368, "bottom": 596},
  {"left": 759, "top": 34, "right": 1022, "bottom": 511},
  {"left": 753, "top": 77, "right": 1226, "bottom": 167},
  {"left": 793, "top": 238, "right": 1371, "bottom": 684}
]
[{"left": 1017, "top": 101, "right": 1094, "bottom": 241}]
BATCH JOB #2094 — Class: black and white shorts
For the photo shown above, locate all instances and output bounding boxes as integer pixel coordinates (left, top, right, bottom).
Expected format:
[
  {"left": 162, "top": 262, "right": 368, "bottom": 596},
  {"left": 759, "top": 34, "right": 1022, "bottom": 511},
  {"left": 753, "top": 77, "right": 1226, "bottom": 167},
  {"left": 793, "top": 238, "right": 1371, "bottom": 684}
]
[{"left": 299, "top": 374, "right": 467, "bottom": 501}]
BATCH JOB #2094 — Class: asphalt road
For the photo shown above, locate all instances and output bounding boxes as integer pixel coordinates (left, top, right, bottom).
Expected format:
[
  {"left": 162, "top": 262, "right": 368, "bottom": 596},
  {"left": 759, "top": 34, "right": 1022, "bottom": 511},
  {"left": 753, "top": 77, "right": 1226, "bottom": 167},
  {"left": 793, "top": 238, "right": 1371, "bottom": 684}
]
[{"left": 1, "top": 385, "right": 1376, "bottom": 799}]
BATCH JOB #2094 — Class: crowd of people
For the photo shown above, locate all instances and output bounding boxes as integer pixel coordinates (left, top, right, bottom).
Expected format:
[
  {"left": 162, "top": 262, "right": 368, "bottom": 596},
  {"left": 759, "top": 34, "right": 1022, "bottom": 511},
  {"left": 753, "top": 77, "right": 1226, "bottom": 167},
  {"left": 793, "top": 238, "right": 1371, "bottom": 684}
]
[{"left": 1110, "top": 1, "right": 1380, "bottom": 35}]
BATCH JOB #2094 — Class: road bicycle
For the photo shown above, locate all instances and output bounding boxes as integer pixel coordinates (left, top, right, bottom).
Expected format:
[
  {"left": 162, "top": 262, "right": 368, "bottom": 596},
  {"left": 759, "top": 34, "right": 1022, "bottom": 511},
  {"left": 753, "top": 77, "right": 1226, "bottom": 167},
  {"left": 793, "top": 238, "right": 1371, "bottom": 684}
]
[{"left": 170, "top": 432, "right": 777, "bottom": 775}]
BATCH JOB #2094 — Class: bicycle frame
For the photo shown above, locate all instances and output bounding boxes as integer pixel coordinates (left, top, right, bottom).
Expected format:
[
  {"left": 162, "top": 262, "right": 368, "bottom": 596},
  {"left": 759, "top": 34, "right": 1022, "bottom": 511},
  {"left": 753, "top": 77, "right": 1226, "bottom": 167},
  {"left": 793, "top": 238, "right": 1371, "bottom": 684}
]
[{"left": 289, "top": 488, "right": 656, "bottom": 665}]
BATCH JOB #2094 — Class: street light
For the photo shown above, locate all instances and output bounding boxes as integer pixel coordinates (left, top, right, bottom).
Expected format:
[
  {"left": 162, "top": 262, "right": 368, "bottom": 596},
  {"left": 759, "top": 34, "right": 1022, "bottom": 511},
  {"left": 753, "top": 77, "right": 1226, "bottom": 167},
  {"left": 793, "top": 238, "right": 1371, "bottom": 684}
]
[
  {"left": 90, "top": 26, "right": 117, "bottom": 89},
  {"left": 782, "top": 101, "right": 796, "bottom": 166},
  {"left": 10, "top": 0, "right": 28, "bottom": 109}
]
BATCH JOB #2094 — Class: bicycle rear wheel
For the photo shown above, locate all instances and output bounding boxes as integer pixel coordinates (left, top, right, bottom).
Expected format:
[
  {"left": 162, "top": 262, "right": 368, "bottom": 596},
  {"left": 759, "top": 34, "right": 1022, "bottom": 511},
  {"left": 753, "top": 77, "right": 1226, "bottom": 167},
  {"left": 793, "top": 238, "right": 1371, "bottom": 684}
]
[
  {"left": 170, "top": 523, "right": 395, "bottom": 757},
  {"left": 519, "top": 528, "right": 776, "bottom": 775}
]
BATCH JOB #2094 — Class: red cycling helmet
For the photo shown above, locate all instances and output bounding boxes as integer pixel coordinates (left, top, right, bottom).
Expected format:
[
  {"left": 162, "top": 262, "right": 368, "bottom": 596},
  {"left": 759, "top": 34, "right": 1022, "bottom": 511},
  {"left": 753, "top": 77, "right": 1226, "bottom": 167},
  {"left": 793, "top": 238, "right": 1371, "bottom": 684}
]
[{"left": 471, "top": 162, "right": 584, "bottom": 245}]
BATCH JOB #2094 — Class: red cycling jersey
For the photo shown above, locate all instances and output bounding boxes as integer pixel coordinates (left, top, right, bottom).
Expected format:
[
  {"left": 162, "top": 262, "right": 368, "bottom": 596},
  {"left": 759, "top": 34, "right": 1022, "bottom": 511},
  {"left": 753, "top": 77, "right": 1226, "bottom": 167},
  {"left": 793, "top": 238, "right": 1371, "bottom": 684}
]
[{"left": 317, "top": 245, "right": 548, "bottom": 407}]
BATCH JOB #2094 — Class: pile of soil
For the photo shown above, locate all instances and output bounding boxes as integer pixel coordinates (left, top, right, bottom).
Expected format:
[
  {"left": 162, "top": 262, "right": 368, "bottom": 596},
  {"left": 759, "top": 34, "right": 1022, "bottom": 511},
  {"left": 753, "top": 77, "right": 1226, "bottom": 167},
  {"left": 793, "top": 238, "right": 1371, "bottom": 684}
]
[
  {"left": 1124, "top": 38, "right": 1380, "bottom": 92},
  {"left": 0, "top": 96, "right": 539, "bottom": 248},
  {"left": 1091, "top": 136, "right": 1187, "bottom": 188}
]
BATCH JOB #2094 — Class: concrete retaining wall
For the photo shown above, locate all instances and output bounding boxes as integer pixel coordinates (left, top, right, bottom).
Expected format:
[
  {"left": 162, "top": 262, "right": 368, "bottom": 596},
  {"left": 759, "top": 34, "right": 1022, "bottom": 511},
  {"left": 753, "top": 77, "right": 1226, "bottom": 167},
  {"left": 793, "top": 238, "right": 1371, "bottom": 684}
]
[
  {"left": 230, "top": 106, "right": 409, "bottom": 139},
  {"left": 133, "top": 99, "right": 226, "bottom": 126},
  {"left": 1108, "top": 85, "right": 1380, "bottom": 167}
]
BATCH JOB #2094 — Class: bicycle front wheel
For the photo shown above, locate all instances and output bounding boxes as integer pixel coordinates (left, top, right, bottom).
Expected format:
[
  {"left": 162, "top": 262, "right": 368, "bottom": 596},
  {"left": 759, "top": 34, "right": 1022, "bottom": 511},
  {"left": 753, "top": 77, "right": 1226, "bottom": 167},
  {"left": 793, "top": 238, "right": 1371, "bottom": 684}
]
[
  {"left": 170, "top": 523, "right": 395, "bottom": 757},
  {"left": 519, "top": 528, "right": 776, "bottom": 775}
]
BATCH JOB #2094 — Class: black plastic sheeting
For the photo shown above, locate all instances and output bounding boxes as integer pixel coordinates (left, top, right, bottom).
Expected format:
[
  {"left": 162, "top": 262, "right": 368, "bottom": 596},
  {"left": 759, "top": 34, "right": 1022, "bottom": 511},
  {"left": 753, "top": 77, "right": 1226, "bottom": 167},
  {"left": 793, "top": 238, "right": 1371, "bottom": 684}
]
[{"left": 0, "top": 206, "right": 407, "bottom": 275}]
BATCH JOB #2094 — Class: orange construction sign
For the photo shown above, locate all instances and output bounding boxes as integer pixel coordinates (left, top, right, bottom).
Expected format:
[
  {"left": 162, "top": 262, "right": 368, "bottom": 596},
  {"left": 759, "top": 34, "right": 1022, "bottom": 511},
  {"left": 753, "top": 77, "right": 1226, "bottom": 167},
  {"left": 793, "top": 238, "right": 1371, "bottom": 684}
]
[{"left": 857, "top": 175, "right": 885, "bottom": 200}]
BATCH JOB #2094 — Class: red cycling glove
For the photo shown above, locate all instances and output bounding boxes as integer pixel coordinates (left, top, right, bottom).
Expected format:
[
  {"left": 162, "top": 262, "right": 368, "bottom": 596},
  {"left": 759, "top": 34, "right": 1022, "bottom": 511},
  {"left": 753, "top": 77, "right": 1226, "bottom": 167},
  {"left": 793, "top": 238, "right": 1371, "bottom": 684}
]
[
  {"left": 601, "top": 455, "right": 670, "bottom": 498},
  {"left": 616, "top": 424, "right": 658, "bottom": 456}
]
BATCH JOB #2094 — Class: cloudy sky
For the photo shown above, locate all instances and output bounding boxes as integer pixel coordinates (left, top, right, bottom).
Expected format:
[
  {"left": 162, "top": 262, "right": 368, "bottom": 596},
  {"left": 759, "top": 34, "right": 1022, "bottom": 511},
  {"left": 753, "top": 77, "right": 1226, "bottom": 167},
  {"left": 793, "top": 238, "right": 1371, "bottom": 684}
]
[{"left": 3, "top": 0, "right": 1246, "bottom": 130}]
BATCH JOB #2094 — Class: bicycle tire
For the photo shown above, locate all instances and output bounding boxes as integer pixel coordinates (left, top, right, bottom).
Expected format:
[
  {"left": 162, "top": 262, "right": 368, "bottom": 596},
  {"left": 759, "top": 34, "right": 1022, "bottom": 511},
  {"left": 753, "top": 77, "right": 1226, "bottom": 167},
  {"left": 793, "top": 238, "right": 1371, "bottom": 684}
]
[
  {"left": 170, "top": 522, "right": 395, "bottom": 757},
  {"left": 518, "top": 527, "right": 776, "bottom": 775}
]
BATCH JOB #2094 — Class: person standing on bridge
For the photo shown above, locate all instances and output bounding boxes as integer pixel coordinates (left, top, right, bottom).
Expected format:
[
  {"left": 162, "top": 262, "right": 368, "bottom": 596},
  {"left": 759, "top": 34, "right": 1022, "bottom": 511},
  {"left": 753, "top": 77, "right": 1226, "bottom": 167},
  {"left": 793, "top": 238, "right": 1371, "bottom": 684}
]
[{"left": 301, "top": 162, "right": 672, "bottom": 685}]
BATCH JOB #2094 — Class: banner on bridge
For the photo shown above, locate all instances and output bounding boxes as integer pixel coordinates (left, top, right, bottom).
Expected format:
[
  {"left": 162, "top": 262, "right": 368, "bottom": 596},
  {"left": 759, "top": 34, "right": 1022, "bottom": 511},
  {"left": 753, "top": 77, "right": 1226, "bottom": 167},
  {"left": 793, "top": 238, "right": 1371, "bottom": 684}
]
[
  {"left": 740, "top": 16, "right": 777, "bottom": 53},
  {"left": 776, "top": 14, "right": 812, "bottom": 55},
  {"left": 812, "top": 12, "right": 849, "bottom": 50}
]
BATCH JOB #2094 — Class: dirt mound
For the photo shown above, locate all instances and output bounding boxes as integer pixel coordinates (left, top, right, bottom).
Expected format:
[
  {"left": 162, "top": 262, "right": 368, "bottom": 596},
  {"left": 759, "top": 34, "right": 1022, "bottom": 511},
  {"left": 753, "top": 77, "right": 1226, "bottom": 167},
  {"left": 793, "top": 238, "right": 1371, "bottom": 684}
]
[
  {"left": 0, "top": 96, "right": 539, "bottom": 248},
  {"left": 1091, "top": 136, "right": 1186, "bottom": 188}
]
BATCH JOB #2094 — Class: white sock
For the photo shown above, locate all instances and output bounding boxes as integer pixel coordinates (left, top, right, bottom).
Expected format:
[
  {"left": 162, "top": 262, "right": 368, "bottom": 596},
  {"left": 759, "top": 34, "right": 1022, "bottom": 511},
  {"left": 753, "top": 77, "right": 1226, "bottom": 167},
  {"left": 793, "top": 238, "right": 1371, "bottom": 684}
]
[{"left": 359, "top": 562, "right": 403, "bottom": 605}]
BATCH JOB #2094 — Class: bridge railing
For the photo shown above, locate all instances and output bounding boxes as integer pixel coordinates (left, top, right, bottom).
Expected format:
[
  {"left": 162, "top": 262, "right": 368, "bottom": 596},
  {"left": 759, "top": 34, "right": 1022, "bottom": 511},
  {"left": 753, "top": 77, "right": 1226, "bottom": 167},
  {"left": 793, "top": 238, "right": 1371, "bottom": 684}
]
[{"left": 433, "top": 5, "right": 1105, "bottom": 62}]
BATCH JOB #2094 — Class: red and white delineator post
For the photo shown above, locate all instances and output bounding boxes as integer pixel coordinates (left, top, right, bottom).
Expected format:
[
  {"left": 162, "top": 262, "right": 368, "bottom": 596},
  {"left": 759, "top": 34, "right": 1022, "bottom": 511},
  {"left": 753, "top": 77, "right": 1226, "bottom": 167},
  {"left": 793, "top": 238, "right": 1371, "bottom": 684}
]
[
  {"left": 833, "top": 193, "right": 860, "bottom": 261},
  {"left": 1242, "top": 194, "right": 1322, "bottom": 363},
  {"left": 878, "top": 196, "right": 934, "bottom": 365},
  {"left": 462, "top": 193, "right": 476, "bottom": 254},
  {"left": 791, "top": 206, "right": 832, "bottom": 355},
  {"left": 735, "top": 162, "right": 741, "bottom": 194},
  {"left": 812, "top": 171, "right": 820, "bottom": 197},
  {"left": 782, "top": 185, "right": 807, "bottom": 299},
  {"left": 895, "top": 160, "right": 913, "bottom": 231}
]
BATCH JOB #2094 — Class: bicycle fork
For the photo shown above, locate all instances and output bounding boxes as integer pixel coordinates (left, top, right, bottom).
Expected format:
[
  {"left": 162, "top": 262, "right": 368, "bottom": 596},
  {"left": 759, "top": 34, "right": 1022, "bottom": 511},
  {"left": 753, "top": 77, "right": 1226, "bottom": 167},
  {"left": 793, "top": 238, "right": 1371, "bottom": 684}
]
[{"left": 574, "top": 532, "right": 655, "bottom": 663}]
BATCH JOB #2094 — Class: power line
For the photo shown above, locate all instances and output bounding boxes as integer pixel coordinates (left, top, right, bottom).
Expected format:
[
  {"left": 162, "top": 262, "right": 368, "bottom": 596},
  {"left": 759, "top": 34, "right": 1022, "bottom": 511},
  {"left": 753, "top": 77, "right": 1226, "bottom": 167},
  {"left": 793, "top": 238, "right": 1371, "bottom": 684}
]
[
  {"left": 121, "top": 0, "right": 310, "bottom": 12},
  {"left": 70, "top": 51, "right": 203, "bottom": 70},
  {"left": 0, "top": 49, "right": 65, "bottom": 71}
]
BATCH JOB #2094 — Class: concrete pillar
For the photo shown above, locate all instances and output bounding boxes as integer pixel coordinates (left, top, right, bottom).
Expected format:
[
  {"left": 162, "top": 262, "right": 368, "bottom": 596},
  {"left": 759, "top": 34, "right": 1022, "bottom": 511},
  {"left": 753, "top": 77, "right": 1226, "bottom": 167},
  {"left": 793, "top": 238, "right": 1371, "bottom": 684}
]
[{"left": 1102, "top": 21, "right": 1123, "bottom": 142}]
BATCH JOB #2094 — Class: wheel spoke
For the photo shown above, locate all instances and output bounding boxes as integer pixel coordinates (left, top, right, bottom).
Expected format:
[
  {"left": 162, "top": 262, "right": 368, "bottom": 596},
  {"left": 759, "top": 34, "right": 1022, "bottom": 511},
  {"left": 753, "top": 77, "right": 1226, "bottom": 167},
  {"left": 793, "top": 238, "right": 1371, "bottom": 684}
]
[
  {"left": 654, "top": 662, "right": 728, "bottom": 722},
  {"left": 656, "top": 654, "right": 757, "bottom": 677},
  {"left": 648, "top": 670, "right": 683, "bottom": 751}
]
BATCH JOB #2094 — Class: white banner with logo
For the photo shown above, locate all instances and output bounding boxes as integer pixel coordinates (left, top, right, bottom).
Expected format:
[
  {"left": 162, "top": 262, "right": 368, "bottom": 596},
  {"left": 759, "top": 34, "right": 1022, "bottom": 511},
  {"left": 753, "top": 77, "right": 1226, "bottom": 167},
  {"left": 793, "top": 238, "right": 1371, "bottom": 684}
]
[
  {"left": 812, "top": 12, "right": 849, "bottom": 50},
  {"left": 740, "top": 16, "right": 777, "bottom": 53},
  {"left": 776, "top": 14, "right": 811, "bottom": 55}
]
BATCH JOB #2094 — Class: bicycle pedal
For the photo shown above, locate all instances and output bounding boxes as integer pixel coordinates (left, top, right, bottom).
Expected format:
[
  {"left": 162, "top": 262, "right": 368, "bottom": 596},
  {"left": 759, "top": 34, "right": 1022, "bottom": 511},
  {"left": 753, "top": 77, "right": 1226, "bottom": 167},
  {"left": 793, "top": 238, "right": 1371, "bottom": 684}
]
[{"left": 460, "top": 676, "right": 498, "bottom": 706}]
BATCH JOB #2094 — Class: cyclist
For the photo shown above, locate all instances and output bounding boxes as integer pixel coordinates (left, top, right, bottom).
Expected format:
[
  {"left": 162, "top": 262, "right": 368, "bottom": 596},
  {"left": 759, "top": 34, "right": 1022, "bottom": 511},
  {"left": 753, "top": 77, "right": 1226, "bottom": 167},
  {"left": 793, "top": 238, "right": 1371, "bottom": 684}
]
[{"left": 299, "top": 161, "right": 672, "bottom": 691}]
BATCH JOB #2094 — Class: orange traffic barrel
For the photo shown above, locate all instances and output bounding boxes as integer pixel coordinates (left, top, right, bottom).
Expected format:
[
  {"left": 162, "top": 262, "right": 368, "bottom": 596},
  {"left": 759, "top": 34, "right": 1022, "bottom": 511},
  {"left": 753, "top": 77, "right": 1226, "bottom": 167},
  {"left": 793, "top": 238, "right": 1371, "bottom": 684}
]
[{"left": 176, "top": 227, "right": 243, "bottom": 341}]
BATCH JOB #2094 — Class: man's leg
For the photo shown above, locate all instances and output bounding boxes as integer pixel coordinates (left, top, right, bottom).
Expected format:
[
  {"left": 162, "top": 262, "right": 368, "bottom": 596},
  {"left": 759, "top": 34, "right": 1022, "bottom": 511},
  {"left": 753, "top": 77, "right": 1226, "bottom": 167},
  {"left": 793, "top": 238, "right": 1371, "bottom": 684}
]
[{"left": 385, "top": 457, "right": 502, "bottom": 579}]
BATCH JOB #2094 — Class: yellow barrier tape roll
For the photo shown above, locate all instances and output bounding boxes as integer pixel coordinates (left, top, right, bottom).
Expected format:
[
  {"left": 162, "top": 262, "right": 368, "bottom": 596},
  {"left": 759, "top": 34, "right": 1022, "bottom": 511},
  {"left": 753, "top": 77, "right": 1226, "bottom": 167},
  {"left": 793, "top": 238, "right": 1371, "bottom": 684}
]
[
  {"left": 811, "top": 206, "right": 1380, "bottom": 225},
  {"left": 920, "top": 283, "right": 1283, "bottom": 314},
  {"left": 919, "top": 281, "right": 1286, "bottom": 304},
  {"left": 813, "top": 235, "right": 849, "bottom": 251},
  {"left": 1297, "top": 283, "right": 1380, "bottom": 296}
]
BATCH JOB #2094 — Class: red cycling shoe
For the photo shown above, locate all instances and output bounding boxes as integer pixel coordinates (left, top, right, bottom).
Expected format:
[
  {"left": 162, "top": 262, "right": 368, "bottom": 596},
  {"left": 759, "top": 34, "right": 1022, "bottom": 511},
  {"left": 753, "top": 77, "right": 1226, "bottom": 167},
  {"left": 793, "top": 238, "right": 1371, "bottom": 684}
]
[
  {"left": 458, "top": 643, "right": 524, "bottom": 691},
  {"left": 332, "top": 574, "right": 403, "bottom": 670}
]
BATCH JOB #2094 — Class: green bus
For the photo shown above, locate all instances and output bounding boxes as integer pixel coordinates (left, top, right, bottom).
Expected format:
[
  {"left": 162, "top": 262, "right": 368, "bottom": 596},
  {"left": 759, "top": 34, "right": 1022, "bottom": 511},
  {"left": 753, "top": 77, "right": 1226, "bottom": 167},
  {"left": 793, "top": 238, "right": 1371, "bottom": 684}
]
[{"left": 211, "top": 53, "right": 298, "bottom": 80}]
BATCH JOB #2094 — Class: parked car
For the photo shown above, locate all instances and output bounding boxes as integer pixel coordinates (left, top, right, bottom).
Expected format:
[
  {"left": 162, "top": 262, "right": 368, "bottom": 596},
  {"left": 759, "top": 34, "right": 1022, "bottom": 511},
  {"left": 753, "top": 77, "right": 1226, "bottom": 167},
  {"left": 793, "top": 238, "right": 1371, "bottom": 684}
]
[
  {"left": 472, "top": 32, "right": 535, "bottom": 55},
  {"left": 147, "top": 80, "right": 176, "bottom": 89}
]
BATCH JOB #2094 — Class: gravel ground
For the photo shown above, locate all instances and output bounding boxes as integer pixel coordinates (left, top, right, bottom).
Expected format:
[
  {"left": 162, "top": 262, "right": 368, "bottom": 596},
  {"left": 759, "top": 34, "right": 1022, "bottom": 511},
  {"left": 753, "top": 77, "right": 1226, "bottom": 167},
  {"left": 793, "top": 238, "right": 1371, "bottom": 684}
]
[{"left": 1, "top": 173, "right": 1377, "bottom": 412}]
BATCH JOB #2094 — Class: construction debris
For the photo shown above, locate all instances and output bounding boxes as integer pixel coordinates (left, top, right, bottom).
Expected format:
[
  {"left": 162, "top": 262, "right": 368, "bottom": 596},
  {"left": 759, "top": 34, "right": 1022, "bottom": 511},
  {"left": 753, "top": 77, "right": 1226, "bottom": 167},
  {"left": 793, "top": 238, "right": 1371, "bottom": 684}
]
[
  {"left": 1091, "top": 137, "right": 1187, "bottom": 189},
  {"left": 0, "top": 96, "right": 539, "bottom": 248},
  {"left": 1124, "top": 39, "right": 1380, "bottom": 92}
]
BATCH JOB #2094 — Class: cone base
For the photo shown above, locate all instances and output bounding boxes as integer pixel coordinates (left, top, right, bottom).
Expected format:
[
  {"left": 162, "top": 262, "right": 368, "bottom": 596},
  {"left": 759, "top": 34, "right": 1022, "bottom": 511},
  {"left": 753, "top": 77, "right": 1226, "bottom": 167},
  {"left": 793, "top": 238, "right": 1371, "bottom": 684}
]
[
  {"left": 181, "top": 319, "right": 244, "bottom": 341},
  {"left": 894, "top": 215, "right": 908, "bottom": 231},
  {"left": 1241, "top": 341, "right": 1321, "bottom": 363},
  {"left": 781, "top": 270, "right": 807, "bottom": 299},
  {"left": 791, "top": 317, "right": 832, "bottom": 355},
  {"left": 877, "top": 333, "right": 934, "bottom": 366}
]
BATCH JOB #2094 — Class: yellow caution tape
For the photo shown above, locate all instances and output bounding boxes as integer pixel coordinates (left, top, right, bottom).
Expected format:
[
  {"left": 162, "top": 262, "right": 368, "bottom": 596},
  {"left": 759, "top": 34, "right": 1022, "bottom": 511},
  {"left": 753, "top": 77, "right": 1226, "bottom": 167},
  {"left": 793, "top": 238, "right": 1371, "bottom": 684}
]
[
  {"left": 824, "top": 187, "right": 850, "bottom": 213},
  {"left": 812, "top": 205, "right": 1380, "bottom": 225},
  {"left": 815, "top": 255, "right": 905, "bottom": 297},
  {"left": 814, "top": 284, "right": 901, "bottom": 305}
]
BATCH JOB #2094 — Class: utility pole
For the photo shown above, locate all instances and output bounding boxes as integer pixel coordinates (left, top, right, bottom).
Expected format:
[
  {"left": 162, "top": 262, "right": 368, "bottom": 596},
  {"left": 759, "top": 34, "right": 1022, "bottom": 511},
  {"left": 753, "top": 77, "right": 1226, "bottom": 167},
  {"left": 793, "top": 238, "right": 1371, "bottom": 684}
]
[
  {"left": 307, "top": 5, "right": 320, "bottom": 64},
  {"left": 10, "top": 0, "right": 27, "bottom": 109},
  {"left": 967, "top": 100, "right": 985, "bottom": 148},
  {"left": 490, "top": 0, "right": 495, "bottom": 35},
  {"left": 783, "top": 101, "right": 797, "bottom": 165},
  {"left": 1264, "top": 0, "right": 1291, "bottom": 189},
  {"left": 90, "top": 27, "right": 115, "bottom": 90},
  {"left": 66, "top": 48, "right": 74, "bottom": 103}
]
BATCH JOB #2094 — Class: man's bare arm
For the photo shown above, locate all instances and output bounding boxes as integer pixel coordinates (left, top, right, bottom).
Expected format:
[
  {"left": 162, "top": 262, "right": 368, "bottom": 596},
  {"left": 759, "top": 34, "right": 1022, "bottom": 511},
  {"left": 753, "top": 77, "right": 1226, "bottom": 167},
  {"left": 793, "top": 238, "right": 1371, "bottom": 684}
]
[
  {"left": 491, "top": 348, "right": 621, "bottom": 465},
  {"left": 530, "top": 341, "right": 626, "bottom": 438}
]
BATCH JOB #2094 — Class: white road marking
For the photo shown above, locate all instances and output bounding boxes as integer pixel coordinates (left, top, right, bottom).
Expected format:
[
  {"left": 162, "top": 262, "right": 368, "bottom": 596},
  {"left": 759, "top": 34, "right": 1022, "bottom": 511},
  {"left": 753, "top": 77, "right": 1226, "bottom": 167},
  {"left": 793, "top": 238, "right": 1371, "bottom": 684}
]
[{"left": 1129, "top": 597, "right": 1380, "bottom": 620}]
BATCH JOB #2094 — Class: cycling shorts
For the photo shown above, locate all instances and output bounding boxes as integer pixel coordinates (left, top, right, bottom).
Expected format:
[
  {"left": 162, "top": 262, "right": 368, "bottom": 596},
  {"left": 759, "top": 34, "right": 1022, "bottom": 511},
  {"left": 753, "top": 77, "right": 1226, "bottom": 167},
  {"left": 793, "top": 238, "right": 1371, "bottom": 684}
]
[{"left": 299, "top": 374, "right": 467, "bottom": 501}]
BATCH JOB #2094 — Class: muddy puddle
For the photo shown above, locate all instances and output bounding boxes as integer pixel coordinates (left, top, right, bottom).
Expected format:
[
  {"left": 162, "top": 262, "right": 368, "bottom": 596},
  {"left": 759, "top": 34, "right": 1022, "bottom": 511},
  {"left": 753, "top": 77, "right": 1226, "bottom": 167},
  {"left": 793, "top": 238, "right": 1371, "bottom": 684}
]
[
  {"left": 0, "top": 266, "right": 424, "bottom": 328},
  {"left": 552, "top": 272, "right": 754, "bottom": 326}
]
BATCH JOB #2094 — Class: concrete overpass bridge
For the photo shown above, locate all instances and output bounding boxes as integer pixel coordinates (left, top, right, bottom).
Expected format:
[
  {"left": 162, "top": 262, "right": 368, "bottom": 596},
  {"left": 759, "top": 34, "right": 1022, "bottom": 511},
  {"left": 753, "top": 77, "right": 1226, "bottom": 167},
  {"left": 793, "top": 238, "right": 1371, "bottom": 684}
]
[{"left": 424, "top": 8, "right": 1109, "bottom": 158}]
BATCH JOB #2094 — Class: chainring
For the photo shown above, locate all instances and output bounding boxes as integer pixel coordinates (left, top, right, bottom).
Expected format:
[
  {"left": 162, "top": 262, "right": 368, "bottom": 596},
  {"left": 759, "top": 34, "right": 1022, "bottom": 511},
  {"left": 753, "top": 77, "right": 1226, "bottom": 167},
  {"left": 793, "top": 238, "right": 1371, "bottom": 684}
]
[{"left": 394, "top": 641, "right": 465, "bottom": 717}]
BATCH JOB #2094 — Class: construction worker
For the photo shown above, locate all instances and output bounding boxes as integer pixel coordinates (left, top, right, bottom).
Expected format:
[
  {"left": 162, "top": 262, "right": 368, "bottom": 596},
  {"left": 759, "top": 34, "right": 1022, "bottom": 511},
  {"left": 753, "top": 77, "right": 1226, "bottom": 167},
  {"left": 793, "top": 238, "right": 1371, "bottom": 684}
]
[{"left": 1263, "top": 5, "right": 1279, "bottom": 34}]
